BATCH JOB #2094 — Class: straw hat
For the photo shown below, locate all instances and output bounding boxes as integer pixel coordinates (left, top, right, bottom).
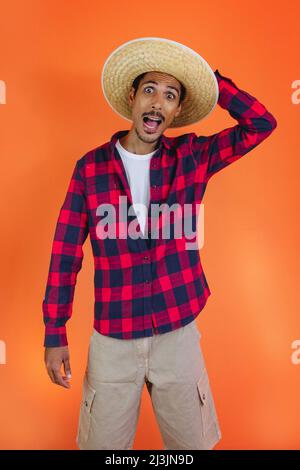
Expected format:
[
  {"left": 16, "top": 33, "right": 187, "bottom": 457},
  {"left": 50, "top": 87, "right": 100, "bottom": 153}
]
[{"left": 101, "top": 37, "right": 219, "bottom": 128}]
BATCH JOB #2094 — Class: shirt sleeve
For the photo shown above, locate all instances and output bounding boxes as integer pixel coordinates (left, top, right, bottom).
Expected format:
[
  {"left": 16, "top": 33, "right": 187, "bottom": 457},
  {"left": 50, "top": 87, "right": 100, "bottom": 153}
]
[
  {"left": 191, "top": 69, "right": 278, "bottom": 182},
  {"left": 42, "top": 160, "right": 89, "bottom": 347}
]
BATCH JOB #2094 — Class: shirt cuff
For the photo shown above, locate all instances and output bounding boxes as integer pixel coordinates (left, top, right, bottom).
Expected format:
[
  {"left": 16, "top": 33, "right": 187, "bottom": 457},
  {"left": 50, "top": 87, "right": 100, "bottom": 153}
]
[{"left": 44, "top": 326, "right": 68, "bottom": 348}]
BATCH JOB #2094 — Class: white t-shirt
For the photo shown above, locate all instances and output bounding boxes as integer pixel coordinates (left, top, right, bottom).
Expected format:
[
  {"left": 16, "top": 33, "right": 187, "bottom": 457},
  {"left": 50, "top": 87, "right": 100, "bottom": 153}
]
[{"left": 115, "top": 139, "right": 157, "bottom": 235}]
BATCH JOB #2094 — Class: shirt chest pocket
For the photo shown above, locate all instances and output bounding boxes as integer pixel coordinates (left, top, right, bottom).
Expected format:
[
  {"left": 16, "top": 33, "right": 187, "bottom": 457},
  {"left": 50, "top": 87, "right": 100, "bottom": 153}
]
[{"left": 86, "top": 179, "right": 123, "bottom": 207}]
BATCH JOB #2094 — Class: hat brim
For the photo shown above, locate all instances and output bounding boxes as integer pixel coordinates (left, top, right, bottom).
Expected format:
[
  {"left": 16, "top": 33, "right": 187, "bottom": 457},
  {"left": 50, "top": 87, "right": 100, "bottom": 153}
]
[{"left": 101, "top": 37, "right": 219, "bottom": 128}]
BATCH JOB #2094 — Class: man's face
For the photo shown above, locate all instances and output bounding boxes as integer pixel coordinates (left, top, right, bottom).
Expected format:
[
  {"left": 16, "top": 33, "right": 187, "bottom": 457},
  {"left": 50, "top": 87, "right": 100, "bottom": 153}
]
[{"left": 128, "top": 71, "right": 183, "bottom": 144}]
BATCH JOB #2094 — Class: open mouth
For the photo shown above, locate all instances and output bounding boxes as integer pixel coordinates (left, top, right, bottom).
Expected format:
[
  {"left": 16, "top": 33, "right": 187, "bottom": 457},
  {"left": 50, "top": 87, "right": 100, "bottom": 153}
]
[{"left": 142, "top": 116, "right": 163, "bottom": 133}]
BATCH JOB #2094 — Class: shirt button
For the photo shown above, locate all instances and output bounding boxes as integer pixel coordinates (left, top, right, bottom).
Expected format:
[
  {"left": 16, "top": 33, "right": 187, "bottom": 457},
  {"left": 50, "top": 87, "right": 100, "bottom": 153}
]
[
  {"left": 143, "top": 255, "right": 149, "bottom": 261},
  {"left": 145, "top": 279, "right": 150, "bottom": 284},
  {"left": 152, "top": 184, "right": 157, "bottom": 189}
]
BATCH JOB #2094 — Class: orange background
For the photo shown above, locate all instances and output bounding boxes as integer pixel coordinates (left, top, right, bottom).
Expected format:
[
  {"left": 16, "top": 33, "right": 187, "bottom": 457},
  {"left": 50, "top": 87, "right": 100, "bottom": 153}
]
[{"left": 0, "top": 0, "right": 299, "bottom": 450}]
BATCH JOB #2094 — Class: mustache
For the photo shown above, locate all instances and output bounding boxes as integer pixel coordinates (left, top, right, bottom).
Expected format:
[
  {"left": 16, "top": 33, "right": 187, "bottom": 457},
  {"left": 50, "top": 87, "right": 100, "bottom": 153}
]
[{"left": 143, "top": 112, "right": 164, "bottom": 121}]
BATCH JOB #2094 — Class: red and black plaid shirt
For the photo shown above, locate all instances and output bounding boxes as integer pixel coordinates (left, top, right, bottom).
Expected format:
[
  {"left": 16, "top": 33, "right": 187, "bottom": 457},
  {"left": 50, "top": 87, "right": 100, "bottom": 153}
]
[{"left": 42, "top": 69, "right": 277, "bottom": 347}]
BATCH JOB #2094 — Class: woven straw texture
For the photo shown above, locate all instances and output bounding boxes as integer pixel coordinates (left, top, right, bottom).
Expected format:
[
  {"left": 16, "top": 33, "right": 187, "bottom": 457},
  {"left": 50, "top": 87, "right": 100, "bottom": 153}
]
[{"left": 101, "top": 38, "right": 218, "bottom": 128}]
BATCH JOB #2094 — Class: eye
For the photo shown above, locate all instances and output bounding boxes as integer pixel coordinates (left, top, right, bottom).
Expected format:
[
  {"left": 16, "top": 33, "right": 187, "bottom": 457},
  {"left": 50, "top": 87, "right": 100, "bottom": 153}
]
[{"left": 143, "top": 86, "right": 176, "bottom": 100}]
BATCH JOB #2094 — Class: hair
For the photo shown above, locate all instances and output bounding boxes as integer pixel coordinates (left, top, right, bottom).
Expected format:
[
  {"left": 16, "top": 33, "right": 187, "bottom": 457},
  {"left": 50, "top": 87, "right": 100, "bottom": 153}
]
[{"left": 131, "top": 72, "right": 186, "bottom": 105}]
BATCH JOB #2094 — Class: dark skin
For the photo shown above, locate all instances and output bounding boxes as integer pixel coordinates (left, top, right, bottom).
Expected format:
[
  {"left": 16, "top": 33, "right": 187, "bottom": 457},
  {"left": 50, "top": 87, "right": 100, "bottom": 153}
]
[
  {"left": 119, "top": 71, "right": 183, "bottom": 154},
  {"left": 44, "top": 346, "right": 72, "bottom": 389},
  {"left": 44, "top": 71, "right": 183, "bottom": 389}
]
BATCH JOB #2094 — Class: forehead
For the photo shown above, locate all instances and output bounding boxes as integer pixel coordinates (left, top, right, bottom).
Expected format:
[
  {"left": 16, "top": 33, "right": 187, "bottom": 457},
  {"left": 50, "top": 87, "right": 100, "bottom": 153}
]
[{"left": 141, "top": 71, "right": 181, "bottom": 88}]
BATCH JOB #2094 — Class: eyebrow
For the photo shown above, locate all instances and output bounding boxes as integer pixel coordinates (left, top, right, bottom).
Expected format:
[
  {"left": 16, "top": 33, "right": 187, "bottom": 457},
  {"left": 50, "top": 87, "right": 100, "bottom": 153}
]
[{"left": 141, "top": 80, "right": 180, "bottom": 96}]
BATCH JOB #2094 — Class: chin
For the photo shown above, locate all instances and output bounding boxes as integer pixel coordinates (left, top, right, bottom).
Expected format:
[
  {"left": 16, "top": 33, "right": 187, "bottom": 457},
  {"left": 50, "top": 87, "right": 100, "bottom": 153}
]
[{"left": 136, "top": 126, "right": 162, "bottom": 143}]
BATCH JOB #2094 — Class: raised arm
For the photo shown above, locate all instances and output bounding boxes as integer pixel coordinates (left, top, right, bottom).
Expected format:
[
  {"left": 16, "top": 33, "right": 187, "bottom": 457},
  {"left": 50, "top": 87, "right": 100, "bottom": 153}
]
[{"left": 191, "top": 69, "right": 277, "bottom": 182}]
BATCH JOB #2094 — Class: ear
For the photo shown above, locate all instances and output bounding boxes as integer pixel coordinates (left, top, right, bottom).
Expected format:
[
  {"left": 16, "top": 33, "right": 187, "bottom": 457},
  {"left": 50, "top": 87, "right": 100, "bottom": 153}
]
[
  {"left": 174, "top": 103, "right": 182, "bottom": 118},
  {"left": 128, "top": 87, "right": 135, "bottom": 107}
]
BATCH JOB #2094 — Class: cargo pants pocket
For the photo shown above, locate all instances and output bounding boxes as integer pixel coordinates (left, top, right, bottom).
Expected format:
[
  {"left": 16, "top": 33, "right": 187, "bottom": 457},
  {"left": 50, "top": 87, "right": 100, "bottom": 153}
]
[
  {"left": 76, "top": 374, "right": 96, "bottom": 448},
  {"left": 197, "top": 367, "right": 222, "bottom": 446}
]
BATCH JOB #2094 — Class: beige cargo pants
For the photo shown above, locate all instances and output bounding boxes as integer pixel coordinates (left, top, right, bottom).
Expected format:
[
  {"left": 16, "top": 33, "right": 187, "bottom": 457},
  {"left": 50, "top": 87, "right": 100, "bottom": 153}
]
[{"left": 76, "top": 320, "right": 222, "bottom": 450}]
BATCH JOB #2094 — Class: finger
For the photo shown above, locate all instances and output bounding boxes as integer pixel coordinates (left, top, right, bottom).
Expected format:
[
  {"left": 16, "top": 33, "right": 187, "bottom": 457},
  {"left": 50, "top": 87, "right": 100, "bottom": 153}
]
[
  {"left": 52, "top": 368, "right": 71, "bottom": 388},
  {"left": 45, "top": 353, "right": 55, "bottom": 383},
  {"left": 63, "top": 357, "right": 72, "bottom": 380},
  {"left": 47, "top": 367, "right": 56, "bottom": 384}
]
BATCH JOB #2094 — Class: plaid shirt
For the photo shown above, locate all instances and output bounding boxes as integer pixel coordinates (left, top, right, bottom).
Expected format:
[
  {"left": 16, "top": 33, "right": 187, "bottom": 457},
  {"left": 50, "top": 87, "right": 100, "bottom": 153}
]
[{"left": 42, "top": 69, "right": 277, "bottom": 347}]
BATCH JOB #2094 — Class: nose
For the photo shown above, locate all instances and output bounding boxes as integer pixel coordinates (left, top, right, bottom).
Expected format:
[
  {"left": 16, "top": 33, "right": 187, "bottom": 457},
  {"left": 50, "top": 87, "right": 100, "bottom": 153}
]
[
  {"left": 150, "top": 94, "right": 163, "bottom": 110},
  {"left": 151, "top": 101, "right": 162, "bottom": 109}
]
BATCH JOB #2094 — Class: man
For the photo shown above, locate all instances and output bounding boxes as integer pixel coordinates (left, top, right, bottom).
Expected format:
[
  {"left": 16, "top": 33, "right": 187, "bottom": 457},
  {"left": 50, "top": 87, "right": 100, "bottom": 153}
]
[{"left": 42, "top": 37, "right": 277, "bottom": 450}]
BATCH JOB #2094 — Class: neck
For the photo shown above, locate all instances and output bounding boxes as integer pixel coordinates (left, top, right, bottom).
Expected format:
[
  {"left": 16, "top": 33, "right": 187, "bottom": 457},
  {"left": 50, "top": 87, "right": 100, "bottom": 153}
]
[{"left": 119, "top": 126, "right": 160, "bottom": 155}]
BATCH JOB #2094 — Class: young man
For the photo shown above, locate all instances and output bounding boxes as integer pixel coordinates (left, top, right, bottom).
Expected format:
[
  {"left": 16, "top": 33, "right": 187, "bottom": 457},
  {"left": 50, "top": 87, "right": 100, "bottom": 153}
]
[{"left": 42, "top": 37, "right": 277, "bottom": 450}]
